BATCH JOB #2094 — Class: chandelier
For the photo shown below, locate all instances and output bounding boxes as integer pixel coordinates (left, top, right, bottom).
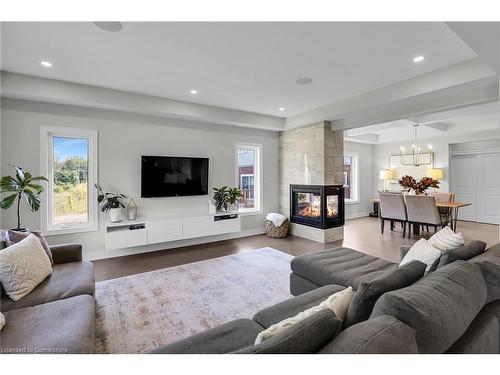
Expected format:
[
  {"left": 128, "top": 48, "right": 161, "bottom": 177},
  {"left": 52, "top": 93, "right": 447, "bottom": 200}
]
[{"left": 399, "top": 124, "right": 433, "bottom": 167}]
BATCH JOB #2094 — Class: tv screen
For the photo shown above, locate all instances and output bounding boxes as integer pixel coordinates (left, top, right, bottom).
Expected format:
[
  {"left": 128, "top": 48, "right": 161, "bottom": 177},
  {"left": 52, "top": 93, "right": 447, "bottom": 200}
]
[{"left": 141, "top": 156, "right": 209, "bottom": 197}]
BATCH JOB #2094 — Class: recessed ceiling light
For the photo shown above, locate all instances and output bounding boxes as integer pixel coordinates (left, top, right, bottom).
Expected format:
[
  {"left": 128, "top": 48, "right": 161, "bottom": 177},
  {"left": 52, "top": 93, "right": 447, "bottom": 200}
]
[
  {"left": 295, "top": 77, "right": 313, "bottom": 85},
  {"left": 279, "top": 107, "right": 285, "bottom": 111},
  {"left": 93, "top": 22, "right": 123, "bottom": 32},
  {"left": 190, "top": 89, "right": 198, "bottom": 95},
  {"left": 413, "top": 55, "right": 425, "bottom": 63},
  {"left": 40, "top": 61, "right": 53, "bottom": 68}
]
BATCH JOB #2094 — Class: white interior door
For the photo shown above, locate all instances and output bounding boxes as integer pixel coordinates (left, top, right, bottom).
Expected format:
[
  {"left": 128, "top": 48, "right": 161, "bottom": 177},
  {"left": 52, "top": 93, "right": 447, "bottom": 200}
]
[
  {"left": 451, "top": 152, "right": 500, "bottom": 224},
  {"left": 476, "top": 153, "right": 500, "bottom": 224},
  {"left": 450, "top": 154, "right": 476, "bottom": 221}
]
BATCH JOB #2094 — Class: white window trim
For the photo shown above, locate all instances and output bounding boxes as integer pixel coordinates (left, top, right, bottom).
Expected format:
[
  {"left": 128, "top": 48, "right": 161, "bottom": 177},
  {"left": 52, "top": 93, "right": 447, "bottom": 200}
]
[
  {"left": 344, "top": 152, "right": 360, "bottom": 205},
  {"left": 40, "top": 127, "right": 98, "bottom": 236},
  {"left": 235, "top": 142, "right": 263, "bottom": 215}
]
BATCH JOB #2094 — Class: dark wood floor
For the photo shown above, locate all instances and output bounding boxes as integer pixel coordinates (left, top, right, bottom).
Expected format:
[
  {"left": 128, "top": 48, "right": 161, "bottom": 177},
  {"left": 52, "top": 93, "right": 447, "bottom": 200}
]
[{"left": 93, "top": 217, "right": 499, "bottom": 282}]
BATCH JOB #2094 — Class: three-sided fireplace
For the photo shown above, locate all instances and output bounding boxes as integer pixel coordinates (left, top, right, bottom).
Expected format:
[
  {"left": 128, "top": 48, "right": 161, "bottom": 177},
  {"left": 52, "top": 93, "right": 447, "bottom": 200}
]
[{"left": 290, "top": 185, "right": 345, "bottom": 229}]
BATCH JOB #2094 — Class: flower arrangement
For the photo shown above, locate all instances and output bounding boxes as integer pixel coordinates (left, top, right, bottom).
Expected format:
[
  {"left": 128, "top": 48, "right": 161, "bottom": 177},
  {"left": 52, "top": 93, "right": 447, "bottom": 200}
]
[{"left": 398, "top": 175, "right": 440, "bottom": 195}]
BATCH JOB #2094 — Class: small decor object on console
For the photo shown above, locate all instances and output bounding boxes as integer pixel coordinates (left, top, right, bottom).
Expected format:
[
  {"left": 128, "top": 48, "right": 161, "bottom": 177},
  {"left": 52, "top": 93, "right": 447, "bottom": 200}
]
[
  {"left": 127, "top": 199, "right": 138, "bottom": 220},
  {"left": 95, "top": 184, "right": 126, "bottom": 222},
  {"left": 0, "top": 165, "right": 48, "bottom": 231},
  {"left": 398, "top": 175, "right": 440, "bottom": 195}
]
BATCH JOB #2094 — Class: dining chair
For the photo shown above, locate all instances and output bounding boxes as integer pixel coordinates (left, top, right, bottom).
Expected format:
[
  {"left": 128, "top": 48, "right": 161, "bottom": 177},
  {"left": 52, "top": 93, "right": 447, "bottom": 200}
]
[
  {"left": 405, "top": 195, "right": 443, "bottom": 238},
  {"left": 379, "top": 193, "right": 408, "bottom": 237},
  {"left": 431, "top": 192, "right": 455, "bottom": 227}
]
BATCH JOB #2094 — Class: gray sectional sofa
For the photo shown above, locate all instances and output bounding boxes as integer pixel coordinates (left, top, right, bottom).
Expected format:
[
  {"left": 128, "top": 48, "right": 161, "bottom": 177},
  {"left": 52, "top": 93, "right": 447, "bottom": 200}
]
[
  {"left": 0, "top": 235, "right": 96, "bottom": 354},
  {"left": 152, "top": 241, "right": 500, "bottom": 354}
]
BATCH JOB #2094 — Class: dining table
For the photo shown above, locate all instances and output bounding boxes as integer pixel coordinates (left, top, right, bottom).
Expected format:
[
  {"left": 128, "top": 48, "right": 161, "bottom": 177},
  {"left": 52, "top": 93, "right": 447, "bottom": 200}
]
[{"left": 369, "top": 197, "right": 471, "bottom": 233}]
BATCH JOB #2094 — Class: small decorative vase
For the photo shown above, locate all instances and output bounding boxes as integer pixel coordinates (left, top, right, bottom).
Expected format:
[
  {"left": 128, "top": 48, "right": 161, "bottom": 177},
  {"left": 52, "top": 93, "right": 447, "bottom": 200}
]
[
  {"left": 127, "top": 199, "right": 137, "bottom": 220},
  {"left": 109, "top": 207, "right": 122, "bottom": 222}
]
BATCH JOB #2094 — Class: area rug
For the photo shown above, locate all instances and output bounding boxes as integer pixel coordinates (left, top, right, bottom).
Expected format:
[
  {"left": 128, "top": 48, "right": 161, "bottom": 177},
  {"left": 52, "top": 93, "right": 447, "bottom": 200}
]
[{"left": 95, "top": 247, "right": 292, "bottom": 353}]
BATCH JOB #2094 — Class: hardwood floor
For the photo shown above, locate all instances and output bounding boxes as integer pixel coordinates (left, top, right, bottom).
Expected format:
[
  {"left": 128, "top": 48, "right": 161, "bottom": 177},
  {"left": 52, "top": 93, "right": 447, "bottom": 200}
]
[{"left": 93, "top": 217, "right": 499, "bottom": 282}]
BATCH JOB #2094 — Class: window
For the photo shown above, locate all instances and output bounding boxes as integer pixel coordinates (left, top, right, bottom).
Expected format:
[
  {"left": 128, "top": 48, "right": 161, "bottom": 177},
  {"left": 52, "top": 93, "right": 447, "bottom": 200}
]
[
  {"left": 236, "top": 143, "right": 262, "bottom": 213},
  {"left": 343, "top": 153, "right": 359, "bottom": 203},
  {"left": 40, "top": 127, "right": 98, "bottom": 234}
]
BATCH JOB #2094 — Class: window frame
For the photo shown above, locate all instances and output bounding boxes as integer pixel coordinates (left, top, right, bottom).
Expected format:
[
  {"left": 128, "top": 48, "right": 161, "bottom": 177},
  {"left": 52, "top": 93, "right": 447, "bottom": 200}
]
[
  {"left": 235, "top": 142, "right": 263, "bottom": 215},
  {"left": 343, "top": 152, "right": 360, "bottom": 204},
  {"left": 40, "top": 127, "right": 99, "bottom": 235}
]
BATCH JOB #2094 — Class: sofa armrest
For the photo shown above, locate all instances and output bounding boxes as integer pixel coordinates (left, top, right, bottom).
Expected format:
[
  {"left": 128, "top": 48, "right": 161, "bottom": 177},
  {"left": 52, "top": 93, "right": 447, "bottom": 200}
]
[
  {"left": 400, "top": 246, "right": 412, "bottom": 261},
  {"left": 50, "top": 243, "right": 83, "bottom": 264}
]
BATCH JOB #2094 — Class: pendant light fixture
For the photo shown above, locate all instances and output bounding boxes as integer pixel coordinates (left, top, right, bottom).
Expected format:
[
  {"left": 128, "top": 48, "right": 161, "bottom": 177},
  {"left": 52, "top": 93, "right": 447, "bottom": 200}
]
[{"left": 399, "top": 124, "right": 433, "bottom": 167}]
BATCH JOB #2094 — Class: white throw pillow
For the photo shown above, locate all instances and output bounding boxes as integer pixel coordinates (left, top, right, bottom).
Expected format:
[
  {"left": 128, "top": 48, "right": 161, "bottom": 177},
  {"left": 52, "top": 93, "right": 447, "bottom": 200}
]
[
  {"left": 0, "top": 233, "right": 52, "bottom": 301},
  {"left": 400, "top": 238, "right": 442, "bottom": 274},
  {"left": 0, "top": 312, "right": 5, "bottom": 331},
  {"left": 254, "top": 286, "right": 354, "bottom": 344},
  {"left": 428, "top": 226, "right": 465, "bottom": 251}
]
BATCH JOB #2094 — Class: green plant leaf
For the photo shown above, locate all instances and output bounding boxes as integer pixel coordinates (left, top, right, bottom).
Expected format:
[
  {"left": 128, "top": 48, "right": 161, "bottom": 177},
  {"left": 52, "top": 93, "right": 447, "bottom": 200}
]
[
  {"left": 30, "top": 176, "right": 49, "bottom": 182},
  {"left": 27, "top": 183, "right": 44, "bottom": 194},
  {"left": 24, "top": 189, "right": 41, "bottom": 212},
  {"left": 15, "top": 166, "right": 25, "bottom": 183},
  {"left": 0, "top": 193, "right": 18, "bottom": 209},
  {"left": 0, "top": 176, "right": 20, "bottom": 192}
]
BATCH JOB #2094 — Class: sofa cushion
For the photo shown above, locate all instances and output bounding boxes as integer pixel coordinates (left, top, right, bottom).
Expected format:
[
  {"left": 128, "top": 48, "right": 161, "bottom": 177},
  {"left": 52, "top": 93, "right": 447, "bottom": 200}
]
[
  {"left": 469, "top": 242, "right": 500, "bottom": 266},
  {"left": 289, "top": 273, "right": 322, "bottom": 296},
  {"left": 474, "top": 261, "right": 500, "bottom": 305},
  {"left": 481, "top": 300, "right": 500, "bottom": 353},
  {"left": 344, "top": 260, "right": 426, "bottom": 328},
  {"left": 149, "top": 318, "right": 264, "bottom": 354},
  {"left": 291, "top": 247, "right": 397, "bottom": 290},
  {"left": 1, "top": 261, "right": 95, "bottom": 312},
  {"left": 370, "top": 261, "right": 487, "bottom": 353},
  {"left": 319, "top": 315, "right": 418, "bottom": 354},
  {"left": 0, "top": 294, "right": 95, "bottom": 354},
  {"left": 445, "top": 311, "right": 499, "bottom": 354},
  {"left": 0, "top": 234, "right": 53, "bottom": 301},
  {"left": 437, "top": 240, "right": 486, "bottom": 268},
  {"left": 235, "top": 309, "right": 342, "bottom": 354},
  {"left": 6, "top": 229, "right": 54, "bottom": 265},
  {"left": 254, "top": 284, "right": 345, "bottom": 328}
]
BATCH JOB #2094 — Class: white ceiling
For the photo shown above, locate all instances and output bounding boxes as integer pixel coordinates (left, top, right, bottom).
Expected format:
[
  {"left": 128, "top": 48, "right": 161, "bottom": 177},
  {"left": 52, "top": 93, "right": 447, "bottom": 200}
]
[{"left": 1, "top": 22, "right": 478, "bottom": 117}]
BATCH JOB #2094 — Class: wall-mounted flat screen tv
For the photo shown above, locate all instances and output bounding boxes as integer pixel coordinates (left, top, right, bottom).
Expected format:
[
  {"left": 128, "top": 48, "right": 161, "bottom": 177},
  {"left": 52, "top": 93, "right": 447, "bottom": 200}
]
[{"left": 141, "top": 156, "right": 209, "bottom": 197}]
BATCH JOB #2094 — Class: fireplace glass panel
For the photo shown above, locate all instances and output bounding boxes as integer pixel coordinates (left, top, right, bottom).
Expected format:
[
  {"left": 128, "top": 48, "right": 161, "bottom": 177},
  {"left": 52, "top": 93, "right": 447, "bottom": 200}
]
[
  {"left": 296, "top": 193, "right": 322, "bottom": 218},
  {"left": 326, "top": 195, "right": 339, "bottom": 218}
]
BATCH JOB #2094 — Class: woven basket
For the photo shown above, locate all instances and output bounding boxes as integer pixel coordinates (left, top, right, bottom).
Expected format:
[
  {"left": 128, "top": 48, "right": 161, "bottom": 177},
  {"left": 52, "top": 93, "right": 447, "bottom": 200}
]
[{"left": 265, "top": 219, "right": 289, "bottom": 238}]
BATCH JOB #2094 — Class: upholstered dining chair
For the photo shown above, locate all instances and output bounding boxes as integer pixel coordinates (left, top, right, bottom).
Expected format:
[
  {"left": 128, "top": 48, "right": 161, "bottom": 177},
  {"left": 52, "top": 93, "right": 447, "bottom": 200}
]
[
  {"left": 405, "top": 195, "right": 443, "bottom": 238},
  {"left": 379, "top": 193, "right": 408, "bottom": 237},
  {"left": 431, "top": 192, "right": 455, "bottom": 226}
]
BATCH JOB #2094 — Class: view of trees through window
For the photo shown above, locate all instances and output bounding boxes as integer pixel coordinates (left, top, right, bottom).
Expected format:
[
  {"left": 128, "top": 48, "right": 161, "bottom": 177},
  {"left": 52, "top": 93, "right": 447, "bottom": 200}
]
[
  {"left": 237, "top": 148, "right": 256, "bottom": 209},
  {"left": 53, "top": 137, "right": 89, "bottom": 225}
]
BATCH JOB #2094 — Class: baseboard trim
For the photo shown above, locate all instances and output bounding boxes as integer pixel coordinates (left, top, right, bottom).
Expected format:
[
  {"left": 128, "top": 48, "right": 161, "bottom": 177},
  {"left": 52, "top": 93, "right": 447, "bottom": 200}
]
[
  {"left": 83, "top": 227, "right": 266, "bottom": 261},
  {"left": 346, "top": 211, "right": 370, "bottom": 220}
]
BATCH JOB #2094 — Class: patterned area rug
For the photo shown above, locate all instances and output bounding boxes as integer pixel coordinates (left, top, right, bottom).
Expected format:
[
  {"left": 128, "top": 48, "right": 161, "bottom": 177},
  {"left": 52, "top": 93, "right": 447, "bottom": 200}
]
[{"left": 95, "top": 247, "right": 292, "bottom": 353}]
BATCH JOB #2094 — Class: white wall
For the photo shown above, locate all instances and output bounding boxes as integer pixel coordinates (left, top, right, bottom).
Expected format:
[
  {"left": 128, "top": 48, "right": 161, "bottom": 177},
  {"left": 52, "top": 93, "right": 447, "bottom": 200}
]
[
  {"left": 0, "top": 99, "right": 280, "bottom": 259},
  {"left": 373, "top": 128, "right": 500, "bottom": 195},
  {"left": 344, "top": 141, "right": 374, "bottom": 218}
]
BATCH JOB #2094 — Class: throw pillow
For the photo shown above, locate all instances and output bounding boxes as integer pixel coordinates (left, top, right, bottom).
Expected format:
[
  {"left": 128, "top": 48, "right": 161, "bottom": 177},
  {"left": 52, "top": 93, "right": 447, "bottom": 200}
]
[
  {"left": 428, "top": 226, "right": 464, "bottom": 251},
  {"left": 0, "top": 311, "right": 5, "bottom": 331},
  {"left": 0, "top": 234, "right": 53, "bottom": 301},
  {"left": 234, "top": 309, "right": 342, "bottom": 354},
  {"left": 344, "top": 260, "right": 426, "bottom": 328},
  {"left": 6, "top": 229, "right": 54, "bottom": 265},
  {"left": 255, "top": 286, "right": 354, "bottom": 344},
  {"left": 400, "top": 238, "right": 441, "bottom": 274}
]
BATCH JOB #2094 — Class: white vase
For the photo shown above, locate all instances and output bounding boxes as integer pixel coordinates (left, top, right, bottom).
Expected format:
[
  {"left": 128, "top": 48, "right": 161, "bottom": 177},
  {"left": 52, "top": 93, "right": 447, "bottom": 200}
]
[
  {"left": 127, "top": 199, "right": 137, "bottom": 220},
  {"left": 109, "top": 207, "right": 122, "bottom": 222}
]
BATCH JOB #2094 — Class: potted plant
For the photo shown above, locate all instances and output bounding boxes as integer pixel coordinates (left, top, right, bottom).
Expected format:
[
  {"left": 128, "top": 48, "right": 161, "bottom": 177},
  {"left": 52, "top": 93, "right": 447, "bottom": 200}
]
[
  {"left": 228, "top": 187, "right": 243, "bottom": 211},
  {"left": 95, "top": 184, "right": 126, "bottom": 222},
  {"left": 0, "top": 165, "right": 48, "bottom": 231},
  {"left": 398, "top": 175, "right": 440, "bottom": 195},
  {"left": 212, "top": 186, "right": 230, "bottom": 212}
]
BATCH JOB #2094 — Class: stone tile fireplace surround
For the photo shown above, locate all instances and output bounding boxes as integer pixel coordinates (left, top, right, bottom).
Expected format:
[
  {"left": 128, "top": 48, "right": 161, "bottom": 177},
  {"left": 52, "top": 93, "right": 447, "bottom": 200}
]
[{"left": 279, "top": 121, "right": 344, "bottom": 243}]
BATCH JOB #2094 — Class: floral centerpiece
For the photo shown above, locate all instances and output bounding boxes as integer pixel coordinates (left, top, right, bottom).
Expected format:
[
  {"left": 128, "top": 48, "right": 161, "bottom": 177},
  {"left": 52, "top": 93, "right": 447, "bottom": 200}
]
[{"left": 398, "top": 175, "right": 440, "bottom": 195}]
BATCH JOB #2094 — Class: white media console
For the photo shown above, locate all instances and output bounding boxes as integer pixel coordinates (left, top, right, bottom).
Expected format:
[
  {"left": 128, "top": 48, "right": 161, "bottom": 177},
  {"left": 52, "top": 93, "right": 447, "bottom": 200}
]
[{"left": 104, "top": 213, "right": 241, "bottom": 250}]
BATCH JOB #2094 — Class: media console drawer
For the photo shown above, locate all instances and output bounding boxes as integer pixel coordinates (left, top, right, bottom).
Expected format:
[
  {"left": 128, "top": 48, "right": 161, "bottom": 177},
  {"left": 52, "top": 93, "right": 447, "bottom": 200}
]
[
  {"left": 147, "top": 218, "right": 183, "bottom": 244},
  {"left": 105, "top": 227, "right": 147, "bottom": 250}
]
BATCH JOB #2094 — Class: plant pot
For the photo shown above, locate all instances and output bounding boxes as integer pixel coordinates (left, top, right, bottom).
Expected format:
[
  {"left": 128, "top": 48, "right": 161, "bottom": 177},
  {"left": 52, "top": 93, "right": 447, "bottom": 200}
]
[{"left": 109, "top": 208, "right": 122, "bottom": 222}]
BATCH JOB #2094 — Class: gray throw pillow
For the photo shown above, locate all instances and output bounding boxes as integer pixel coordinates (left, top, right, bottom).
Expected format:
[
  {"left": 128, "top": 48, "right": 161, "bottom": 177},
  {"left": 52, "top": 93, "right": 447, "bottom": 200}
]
[
  {"left": 437, "top": 240, "right": 486, "bottom": 269},
  {"left": 370, "top": 261, "right": 487, "bottom": 354},
  {"left": 6, "top": 229, "right": 54, "bottom": 265},
  {"left": 233, "top": 309, "right": 342, "bottom": 354},
  {"left": 476, "top": 261, "right": 500, "bottom": 304},
  {"left": 344, "top": 260, "right": 426, "bottom": 328}
]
